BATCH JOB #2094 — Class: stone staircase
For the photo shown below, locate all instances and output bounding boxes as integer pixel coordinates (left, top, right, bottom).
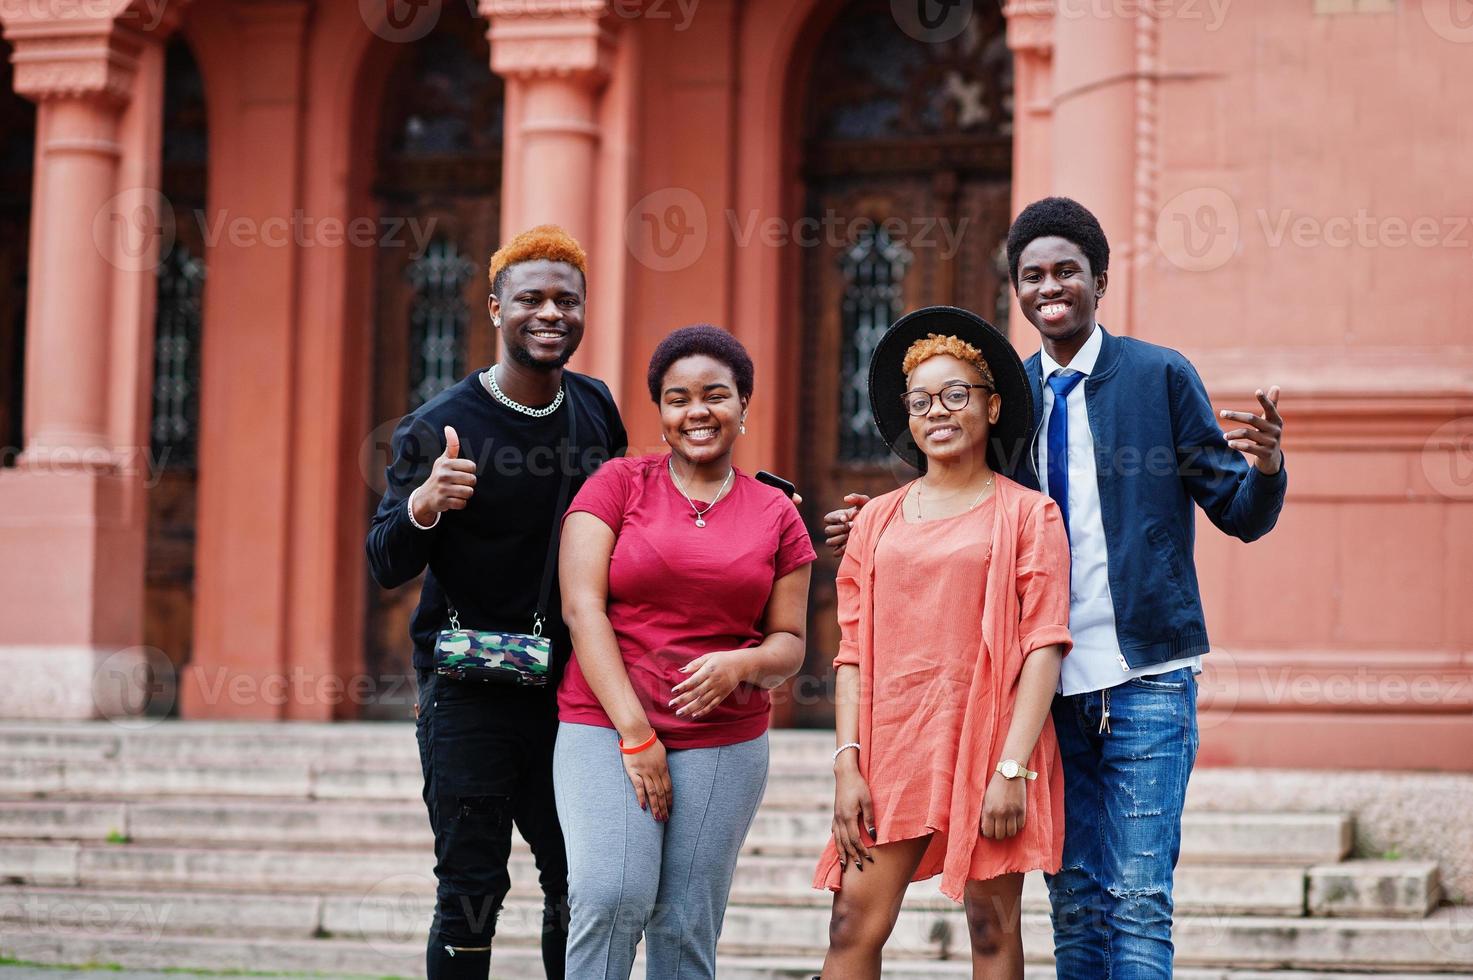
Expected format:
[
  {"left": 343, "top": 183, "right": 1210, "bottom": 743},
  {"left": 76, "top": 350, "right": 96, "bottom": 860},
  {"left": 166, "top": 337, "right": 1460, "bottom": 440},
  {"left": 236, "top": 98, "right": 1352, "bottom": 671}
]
[{"left": 0, "top": 722, "right": 1467, "bottom": 979}]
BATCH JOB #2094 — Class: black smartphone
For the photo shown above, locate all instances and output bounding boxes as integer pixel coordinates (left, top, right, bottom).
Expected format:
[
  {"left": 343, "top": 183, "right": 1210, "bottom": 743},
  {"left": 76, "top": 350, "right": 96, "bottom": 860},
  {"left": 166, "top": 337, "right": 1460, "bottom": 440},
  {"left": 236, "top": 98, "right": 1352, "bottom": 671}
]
[{"left": 755, "top": 470, "right": 798, "bottom": 498}]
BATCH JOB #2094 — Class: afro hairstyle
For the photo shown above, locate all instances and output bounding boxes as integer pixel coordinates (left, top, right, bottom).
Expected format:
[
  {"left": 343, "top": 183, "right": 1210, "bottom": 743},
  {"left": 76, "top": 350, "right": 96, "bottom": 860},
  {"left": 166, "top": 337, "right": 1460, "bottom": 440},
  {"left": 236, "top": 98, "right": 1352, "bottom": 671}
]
[
  {"left": 1005, "top": 196, "right": 1110, "bottom": 288},
  {"left": 488, "top": 225, "right": 588, "bottom": 297},
  {"left": 646, "top": 325, "right": 755, "bottom": 403}
]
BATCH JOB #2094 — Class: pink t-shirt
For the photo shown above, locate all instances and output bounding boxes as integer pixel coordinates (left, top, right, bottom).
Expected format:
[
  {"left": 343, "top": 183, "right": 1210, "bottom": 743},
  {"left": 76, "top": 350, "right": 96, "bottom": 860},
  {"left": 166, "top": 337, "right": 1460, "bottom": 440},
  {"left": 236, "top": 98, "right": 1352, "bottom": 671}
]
[{"left": 557, "top": 453, "right": 817, "bottom": 749}]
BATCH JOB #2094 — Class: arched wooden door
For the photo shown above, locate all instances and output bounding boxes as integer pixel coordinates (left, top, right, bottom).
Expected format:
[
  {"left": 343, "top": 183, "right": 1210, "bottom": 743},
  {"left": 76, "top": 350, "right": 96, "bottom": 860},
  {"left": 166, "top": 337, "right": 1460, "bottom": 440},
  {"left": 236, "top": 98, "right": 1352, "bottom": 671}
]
[
  {"left": 789, "top": 0, "right": 1015, "bottom": 727},
  {"left": 362, "top": 2, "right": 504, "bottom": 719},
  {"left": 144, "top": 38, "right": 209, "bottom": 700},
  {"left": 0, "top": 43, "right": 34, "bottom": 467}
]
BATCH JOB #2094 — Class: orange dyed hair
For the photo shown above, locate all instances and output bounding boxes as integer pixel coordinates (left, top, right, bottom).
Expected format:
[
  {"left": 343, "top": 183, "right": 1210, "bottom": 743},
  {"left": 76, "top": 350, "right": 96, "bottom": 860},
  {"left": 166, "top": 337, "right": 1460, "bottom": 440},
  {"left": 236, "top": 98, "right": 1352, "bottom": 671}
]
[
  {"left": 902, "top": 333, "right": 995, "bottom": 387},
  {"left": 488, "top": 224, "right": 588, "bottom": 291}
]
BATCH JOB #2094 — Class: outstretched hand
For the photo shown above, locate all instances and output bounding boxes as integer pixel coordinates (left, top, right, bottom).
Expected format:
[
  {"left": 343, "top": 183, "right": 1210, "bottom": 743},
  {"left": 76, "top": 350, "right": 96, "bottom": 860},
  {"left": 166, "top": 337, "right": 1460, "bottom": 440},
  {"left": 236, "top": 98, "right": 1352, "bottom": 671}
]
[{"left": 1219, "top": 386, "right": 1283, "bottom": 475}]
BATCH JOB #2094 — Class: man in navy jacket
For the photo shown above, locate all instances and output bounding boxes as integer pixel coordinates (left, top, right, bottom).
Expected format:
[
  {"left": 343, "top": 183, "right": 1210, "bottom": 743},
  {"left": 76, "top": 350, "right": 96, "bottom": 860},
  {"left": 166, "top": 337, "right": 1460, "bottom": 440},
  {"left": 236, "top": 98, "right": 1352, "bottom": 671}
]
[{"left": 824, "top": 197, "right": 1286, "bottom": 978}]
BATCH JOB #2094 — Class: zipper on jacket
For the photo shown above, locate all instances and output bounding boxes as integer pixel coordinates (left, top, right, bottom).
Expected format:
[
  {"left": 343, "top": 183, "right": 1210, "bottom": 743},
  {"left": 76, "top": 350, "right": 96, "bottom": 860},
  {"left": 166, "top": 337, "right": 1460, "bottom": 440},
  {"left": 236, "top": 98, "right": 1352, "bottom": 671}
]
[{"left": 1024, "top": 413, "right": 1044, "bottom": 486}]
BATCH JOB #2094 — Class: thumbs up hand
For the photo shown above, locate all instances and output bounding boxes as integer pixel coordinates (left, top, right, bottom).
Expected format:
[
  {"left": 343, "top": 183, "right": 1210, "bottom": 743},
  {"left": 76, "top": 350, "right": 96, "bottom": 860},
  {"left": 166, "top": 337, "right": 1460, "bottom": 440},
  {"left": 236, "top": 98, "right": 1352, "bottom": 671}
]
[{"left": 410, "top": 425, "right": 478, "bottom": 527}]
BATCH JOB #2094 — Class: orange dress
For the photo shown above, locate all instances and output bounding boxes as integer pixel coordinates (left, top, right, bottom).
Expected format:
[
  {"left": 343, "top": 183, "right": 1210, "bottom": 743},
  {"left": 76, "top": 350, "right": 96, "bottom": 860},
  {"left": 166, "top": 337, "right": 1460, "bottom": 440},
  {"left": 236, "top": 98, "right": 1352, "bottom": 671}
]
[{"left": 813, "top": 476, "right": 1073, "bottom": 902}]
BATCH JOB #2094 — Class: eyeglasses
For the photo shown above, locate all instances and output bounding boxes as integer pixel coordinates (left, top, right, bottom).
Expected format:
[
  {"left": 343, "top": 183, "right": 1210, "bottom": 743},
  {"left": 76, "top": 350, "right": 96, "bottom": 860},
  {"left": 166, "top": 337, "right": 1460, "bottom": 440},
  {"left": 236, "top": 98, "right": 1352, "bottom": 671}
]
[{"left": 902, "top": 383, "right": 993, "bottom": 417}]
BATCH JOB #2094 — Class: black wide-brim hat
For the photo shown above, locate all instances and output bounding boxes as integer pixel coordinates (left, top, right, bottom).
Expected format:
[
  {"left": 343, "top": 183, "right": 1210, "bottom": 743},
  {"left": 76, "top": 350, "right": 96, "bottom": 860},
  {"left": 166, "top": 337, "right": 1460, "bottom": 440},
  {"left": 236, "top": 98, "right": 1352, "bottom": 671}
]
[{"left": 868, "top": 305, "right": 1034, "bottom": 474}]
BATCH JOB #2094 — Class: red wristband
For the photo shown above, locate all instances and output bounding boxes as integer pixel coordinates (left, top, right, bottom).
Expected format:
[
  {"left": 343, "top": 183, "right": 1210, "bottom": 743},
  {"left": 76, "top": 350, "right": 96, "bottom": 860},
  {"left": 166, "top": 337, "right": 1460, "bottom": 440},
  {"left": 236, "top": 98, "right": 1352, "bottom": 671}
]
[{"left": 619, "top": 730, "right": 659, "bottom": 755}]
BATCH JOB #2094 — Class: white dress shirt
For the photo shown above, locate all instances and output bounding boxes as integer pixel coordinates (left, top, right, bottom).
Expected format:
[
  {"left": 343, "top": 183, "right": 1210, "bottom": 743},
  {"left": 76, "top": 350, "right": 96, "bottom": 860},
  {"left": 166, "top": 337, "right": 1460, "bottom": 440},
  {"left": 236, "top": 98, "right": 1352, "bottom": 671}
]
[{"left": 1038, "top": 325, "right": 1202, "bottom": 696}]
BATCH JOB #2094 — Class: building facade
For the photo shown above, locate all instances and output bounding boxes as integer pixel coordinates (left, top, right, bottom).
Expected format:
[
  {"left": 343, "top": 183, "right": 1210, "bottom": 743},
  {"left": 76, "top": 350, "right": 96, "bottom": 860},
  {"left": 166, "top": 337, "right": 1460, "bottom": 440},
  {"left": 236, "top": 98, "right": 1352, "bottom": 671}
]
[{"left": 0, "top": 0, "right": 1468, "bottom": 770}]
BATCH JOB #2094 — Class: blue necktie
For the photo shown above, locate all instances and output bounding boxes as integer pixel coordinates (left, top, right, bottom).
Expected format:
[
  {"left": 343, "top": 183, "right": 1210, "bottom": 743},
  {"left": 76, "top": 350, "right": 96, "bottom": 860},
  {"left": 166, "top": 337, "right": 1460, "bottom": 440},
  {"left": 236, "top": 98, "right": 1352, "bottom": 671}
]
[{"left": 1046, "top": 370, "right": 1085, "bottom": 537}]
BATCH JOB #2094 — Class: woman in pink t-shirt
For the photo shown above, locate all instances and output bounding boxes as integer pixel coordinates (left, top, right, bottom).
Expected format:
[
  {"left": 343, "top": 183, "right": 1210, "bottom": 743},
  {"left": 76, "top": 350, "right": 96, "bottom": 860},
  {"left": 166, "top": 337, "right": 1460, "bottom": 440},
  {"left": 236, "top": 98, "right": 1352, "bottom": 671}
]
[{"left": 555, "top": 325, "right": 816, "bottom": 980}]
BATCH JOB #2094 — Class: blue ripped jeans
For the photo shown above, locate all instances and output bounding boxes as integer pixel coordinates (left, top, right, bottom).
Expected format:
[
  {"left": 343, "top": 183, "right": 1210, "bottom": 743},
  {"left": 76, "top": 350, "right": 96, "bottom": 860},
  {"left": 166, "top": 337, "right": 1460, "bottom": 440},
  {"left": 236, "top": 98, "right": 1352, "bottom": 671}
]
[{"left": 1044, "top": 668, "right": 1199, "bottom": 980}]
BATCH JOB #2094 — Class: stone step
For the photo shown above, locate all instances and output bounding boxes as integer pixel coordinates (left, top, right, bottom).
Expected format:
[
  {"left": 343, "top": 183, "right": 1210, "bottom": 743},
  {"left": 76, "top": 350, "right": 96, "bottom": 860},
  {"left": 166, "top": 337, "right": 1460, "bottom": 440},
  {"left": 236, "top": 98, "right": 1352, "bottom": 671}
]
[
  {"left": 0, "top": 756, "right": 876, "bottom": 802},
  {"left": 0, "top": 796, "right": 1353, "bottom": 866},
  {"left": 0, "top": 722, "right": 835, "bottom": 768},
  {"left": 0, "top": 842, "right": 1316, "bottom": 917},
  {"left": 9, "top": 927, "right": 1473, "bottom": 980},
  {"left": 1308, "top": 859, "right": 1442, "bottom": 918},
  {"left": 1, "top": 888, "right": 1469, "bottom": 970}
]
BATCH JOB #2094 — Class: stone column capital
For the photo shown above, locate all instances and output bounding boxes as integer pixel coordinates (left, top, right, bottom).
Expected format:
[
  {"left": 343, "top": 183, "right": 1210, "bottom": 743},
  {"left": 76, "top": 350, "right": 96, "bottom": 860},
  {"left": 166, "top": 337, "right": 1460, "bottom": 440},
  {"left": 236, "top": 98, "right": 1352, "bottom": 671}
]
[
  {"left": 0, "top": 0, "right": 189, "bottom": 104},
  {"left": 1004, "top": 0, "right": 1054, "bottom": 56},
  {"left": 480, "top": 0, "right": 616, "bottom": 84}
]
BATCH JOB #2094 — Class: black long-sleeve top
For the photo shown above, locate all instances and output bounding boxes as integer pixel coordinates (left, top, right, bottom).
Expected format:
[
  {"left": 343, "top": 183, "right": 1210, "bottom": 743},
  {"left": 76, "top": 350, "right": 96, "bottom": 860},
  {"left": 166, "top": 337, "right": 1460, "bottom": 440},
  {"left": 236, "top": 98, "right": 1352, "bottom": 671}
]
[{"left": 366, "top": 370, "right": 627, "bottom": 675}]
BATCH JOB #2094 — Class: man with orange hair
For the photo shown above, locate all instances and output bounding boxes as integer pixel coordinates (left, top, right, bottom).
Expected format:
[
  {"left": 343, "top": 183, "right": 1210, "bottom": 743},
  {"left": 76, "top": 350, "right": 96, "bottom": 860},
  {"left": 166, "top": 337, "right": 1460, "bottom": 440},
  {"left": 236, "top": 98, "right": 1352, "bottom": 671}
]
[{"left": 367, "top": 225, "right": 627, "bottom": 979}]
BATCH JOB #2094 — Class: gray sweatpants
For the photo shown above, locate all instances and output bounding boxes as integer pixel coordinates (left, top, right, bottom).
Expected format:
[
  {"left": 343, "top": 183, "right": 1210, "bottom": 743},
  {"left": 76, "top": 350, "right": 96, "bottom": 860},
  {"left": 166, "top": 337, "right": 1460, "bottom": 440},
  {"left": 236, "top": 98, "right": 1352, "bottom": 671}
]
[{"left": 552, "top": 722, "right": 769, "bottom": 980}]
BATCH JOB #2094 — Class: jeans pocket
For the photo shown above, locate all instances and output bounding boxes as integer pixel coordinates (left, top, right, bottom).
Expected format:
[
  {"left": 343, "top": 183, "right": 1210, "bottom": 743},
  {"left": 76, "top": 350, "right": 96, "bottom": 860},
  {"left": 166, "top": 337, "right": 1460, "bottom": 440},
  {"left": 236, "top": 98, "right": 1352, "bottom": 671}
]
[{"left": 1126, "top": 666, "right": 1193, "bottom": 691}]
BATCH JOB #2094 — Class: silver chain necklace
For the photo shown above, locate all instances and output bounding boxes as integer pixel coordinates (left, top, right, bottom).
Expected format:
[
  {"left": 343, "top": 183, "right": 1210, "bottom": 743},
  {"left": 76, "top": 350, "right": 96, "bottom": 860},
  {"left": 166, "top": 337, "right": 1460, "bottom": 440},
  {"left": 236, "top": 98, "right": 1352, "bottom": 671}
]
[
  {"left": 667, "top": 456, "right": 734, "bottom": 528},
  {"left": 913, "top": 474, "right": 993, "bottom": 520},
  {"left": 483, "top": 368, "right": 564, "bottom": 418}
]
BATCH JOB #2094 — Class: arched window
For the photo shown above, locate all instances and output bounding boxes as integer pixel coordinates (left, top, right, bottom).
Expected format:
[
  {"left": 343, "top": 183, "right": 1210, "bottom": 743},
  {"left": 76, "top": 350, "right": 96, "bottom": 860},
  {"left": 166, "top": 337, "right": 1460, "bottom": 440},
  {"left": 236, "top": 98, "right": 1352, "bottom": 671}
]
[
  {"left": 405, "top": 238, "right": 477, "bottom": 409},
  {"left": 151, "top": 38, "right": 208, "bottom": 469},
  {"left": 838, "top": 226, "right": 912, "bottom": 462},
  {"left": 365, "top": 0, "right": 504, "bottom": 719},
  {"left": 151, "top": 244, "right": 205, "bottom": 467},
  {"left": 0, "top": 43, "right": 35, "bottom": 465},
  {"left": 788, "top": 0, "right": 1015, "bottom": 728}
]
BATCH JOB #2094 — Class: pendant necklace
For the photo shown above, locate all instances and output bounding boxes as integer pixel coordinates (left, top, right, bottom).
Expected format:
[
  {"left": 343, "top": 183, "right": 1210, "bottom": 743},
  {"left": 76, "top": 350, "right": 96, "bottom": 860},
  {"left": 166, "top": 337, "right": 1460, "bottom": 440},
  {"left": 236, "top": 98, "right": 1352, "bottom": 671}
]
[
  {"left": 915, "top": 474, "right": 993, "bottom": 520},
  {"left": 668, "top": 456, "right": 734, "bottom": 528}
]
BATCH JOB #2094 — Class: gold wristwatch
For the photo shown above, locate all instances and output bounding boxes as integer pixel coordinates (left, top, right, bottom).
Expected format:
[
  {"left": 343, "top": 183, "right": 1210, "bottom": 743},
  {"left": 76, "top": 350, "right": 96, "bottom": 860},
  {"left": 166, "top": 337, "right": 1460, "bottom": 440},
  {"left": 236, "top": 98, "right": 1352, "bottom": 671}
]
[{"left": 995, "top": 759, "right": 1038, "bottom": 781}]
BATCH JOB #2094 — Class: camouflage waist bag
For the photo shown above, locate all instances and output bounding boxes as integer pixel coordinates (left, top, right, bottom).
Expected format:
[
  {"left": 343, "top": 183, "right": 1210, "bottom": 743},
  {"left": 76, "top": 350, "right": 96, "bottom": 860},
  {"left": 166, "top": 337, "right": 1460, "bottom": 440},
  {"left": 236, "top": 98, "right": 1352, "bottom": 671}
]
[
  {"left": 433, "top": 608, "right": 550, "bottom": 687},
  {"left": 431, "top": 392, "right": 576, "bottom": 689}
]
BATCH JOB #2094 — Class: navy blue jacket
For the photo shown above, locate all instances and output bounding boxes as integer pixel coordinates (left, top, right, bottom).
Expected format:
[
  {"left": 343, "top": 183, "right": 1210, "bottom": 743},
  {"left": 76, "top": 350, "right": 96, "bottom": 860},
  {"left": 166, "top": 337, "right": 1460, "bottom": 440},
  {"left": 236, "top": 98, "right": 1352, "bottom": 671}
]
[{"left": 1005, "top": 328, "right": 1286, "bottom": 670}]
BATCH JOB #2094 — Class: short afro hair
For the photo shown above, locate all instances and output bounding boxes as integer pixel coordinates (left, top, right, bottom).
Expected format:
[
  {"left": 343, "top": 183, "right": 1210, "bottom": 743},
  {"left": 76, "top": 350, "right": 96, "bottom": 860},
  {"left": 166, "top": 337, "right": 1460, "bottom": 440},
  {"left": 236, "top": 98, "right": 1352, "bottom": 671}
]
[
  {"left": 903, "top": 334, "right": 995, "bottom": 388},
  {"left": 1005, "top": 197, "right": 1110, "bottom": 288},
  {"left": 488, "top": 224, "right": 588, "bottom": 296},
  {"left": 646, "top": 325, "right": 755, "bottom": 403}
]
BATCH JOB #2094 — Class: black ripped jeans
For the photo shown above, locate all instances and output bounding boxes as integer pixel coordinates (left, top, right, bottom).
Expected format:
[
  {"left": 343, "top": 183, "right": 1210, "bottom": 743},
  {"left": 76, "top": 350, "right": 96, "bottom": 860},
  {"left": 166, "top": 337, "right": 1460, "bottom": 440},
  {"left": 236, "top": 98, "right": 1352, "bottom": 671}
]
[{"left": 415, "top": 669, "right": 569, "bottom": 979}]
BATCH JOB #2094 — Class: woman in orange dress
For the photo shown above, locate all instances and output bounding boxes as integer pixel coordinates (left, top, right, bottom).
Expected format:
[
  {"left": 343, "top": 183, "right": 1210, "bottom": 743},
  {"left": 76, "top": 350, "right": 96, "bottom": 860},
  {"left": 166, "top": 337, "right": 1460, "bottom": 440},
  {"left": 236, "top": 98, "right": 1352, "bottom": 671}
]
[{"left": 813, "top": 306, "right": 1072, "bottom": 979}]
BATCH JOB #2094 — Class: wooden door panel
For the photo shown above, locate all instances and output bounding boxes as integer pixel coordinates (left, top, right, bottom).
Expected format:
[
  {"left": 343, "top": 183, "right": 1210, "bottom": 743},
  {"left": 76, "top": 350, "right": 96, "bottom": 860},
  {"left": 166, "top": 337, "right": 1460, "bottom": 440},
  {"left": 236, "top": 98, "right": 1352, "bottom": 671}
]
[
  {"left": 787, "top": 0, "right": 1014, "bottom": 728},
  {"left": 363, "top": 198, "right": 499, "bottom": 720},
  {"left": 791, "top": 175, "right": 1012, "bottom": 729}
]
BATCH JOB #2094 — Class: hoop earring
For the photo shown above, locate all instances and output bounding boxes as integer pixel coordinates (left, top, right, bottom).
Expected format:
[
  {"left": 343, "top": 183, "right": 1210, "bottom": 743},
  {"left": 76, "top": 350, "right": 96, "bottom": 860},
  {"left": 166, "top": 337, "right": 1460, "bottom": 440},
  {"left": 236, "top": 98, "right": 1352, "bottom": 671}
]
[{"left": 661, "top": 433, "right": 668, "bottom": 444}]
